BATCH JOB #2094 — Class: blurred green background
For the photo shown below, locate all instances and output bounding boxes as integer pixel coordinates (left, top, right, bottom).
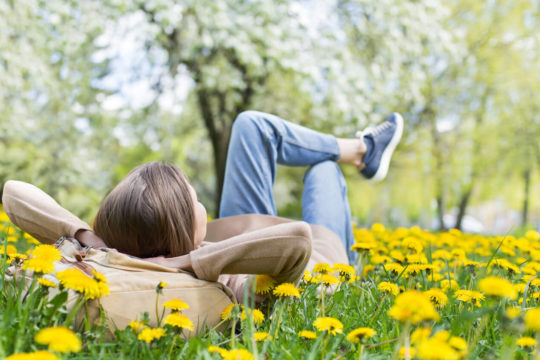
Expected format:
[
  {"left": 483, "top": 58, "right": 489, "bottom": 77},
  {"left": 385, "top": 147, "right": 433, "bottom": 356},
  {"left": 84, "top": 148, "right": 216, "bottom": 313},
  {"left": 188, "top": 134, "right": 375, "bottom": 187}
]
[{"left": 0, "top": 0, "right": 539, "bottom": 233}]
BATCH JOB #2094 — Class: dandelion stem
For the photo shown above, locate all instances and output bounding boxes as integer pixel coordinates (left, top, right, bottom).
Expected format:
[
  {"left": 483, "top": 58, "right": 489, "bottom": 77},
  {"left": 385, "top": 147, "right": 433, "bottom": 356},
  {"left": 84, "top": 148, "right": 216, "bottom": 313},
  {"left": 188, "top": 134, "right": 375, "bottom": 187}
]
[
  {"left": 230, "top": 317, "right": 237, "bottom": 348},
  {"left": 65, "top": 295, "right": 86, "bottom": 327},
  {"left": 321, "top": 287, "right": 326, "bottom": 317},
  {"left": 155, "top": 292, "right": 160, "bottom": 327}
]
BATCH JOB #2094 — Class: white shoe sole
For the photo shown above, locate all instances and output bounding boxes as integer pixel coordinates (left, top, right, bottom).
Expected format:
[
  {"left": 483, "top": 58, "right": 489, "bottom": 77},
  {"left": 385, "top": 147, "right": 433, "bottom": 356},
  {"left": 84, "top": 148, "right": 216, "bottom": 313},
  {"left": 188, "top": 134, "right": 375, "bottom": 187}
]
[{"left": 370, "top": 113, "right": 404, "bottom": 182}]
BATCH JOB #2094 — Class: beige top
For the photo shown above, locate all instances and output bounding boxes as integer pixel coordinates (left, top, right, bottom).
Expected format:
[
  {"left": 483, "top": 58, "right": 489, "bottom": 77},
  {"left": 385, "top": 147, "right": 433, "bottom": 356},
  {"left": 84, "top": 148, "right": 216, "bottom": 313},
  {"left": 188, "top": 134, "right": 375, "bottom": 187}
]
[{"left": 2, "top": 180, "right": 348, "bottom": 300}]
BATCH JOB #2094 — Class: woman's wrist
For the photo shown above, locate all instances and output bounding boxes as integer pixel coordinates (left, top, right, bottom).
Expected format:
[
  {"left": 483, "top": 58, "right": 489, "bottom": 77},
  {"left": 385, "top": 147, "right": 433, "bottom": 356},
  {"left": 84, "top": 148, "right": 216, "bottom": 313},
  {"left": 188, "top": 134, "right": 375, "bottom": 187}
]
[{"left": 74, "top": 229, "right": 108, "bottom": 248}]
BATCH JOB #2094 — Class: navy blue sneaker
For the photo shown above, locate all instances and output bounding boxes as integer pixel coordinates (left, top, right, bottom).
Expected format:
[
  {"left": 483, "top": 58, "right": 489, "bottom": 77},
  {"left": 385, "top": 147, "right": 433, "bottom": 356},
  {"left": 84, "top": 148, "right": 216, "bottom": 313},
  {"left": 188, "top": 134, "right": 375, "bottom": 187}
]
[{"left": 357, "top": 113, "right": 404, "bottom": 182}]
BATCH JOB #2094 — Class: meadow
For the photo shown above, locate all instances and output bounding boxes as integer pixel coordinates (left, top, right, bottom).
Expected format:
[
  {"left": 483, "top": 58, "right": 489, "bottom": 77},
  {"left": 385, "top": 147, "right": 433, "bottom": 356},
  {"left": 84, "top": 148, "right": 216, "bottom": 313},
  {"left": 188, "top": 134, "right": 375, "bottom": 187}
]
[{"left": 1, "top": 208, "right": 539, "bottom": 360}]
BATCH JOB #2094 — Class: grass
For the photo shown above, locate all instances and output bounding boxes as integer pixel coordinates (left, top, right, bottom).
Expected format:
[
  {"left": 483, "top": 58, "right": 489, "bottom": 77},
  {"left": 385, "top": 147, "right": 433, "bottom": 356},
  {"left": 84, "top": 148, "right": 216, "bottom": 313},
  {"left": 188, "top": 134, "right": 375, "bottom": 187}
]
[{"left": 1, "top": 212, "right": 540, "bottom": 360}]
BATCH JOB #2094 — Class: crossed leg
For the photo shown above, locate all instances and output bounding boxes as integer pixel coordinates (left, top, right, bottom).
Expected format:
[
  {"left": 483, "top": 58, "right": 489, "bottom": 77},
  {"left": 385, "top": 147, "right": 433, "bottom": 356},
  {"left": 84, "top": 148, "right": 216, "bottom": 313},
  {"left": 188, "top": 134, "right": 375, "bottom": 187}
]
[{"left": 219, "top": 111, "right": 357, "bottom": 263}]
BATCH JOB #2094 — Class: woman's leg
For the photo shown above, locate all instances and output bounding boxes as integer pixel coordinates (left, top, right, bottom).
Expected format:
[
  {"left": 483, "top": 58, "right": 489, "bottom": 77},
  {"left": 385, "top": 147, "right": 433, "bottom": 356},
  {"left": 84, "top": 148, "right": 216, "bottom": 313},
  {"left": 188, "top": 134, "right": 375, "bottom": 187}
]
[
  {"left": 219, "top": 111, "right": 357, "bottom": 262},
  {"left": 219, "top": 111, "right": 345, "bottom": 217},
  {"left": 302, "top": 161, "right": 356, "bottom": 263}
]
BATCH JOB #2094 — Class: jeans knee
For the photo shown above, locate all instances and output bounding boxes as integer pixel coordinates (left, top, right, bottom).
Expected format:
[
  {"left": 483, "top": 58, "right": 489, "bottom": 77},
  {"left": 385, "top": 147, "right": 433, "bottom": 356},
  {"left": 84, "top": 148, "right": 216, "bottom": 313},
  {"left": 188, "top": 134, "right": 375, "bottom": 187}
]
[
  {"left": 232, "top": 111, "right": 261, "bottom": 136},
  {"left": 304, "top": 161, "right": 346, "bottom": 189},
  {"left": 233, "top": 110, "right": 279, "bottom": 141}
]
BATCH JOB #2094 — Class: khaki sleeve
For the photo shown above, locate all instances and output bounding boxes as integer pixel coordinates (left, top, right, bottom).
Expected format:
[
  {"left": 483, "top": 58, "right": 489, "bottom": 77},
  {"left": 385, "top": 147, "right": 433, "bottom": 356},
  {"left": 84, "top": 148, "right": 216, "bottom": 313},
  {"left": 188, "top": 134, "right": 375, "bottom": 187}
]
[
  {"left": 189, "top": 221, "right": 312, "bottom": 286},
  {"left": 2, "top": 180, "right": 92, "bottom": 244}
]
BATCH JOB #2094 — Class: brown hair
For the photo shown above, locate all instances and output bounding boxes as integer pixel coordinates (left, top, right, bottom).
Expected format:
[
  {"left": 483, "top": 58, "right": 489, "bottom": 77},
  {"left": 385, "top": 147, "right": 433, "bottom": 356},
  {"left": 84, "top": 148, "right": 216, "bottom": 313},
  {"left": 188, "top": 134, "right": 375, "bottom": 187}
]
[{"left": 93, "top": 162, "right": 195, "bottom": 258}]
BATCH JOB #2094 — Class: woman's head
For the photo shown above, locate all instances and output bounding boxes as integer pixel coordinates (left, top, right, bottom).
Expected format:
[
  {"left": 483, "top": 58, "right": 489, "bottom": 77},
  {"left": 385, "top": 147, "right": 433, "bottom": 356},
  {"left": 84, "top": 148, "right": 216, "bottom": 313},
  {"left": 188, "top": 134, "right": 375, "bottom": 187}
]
[{"left": 93, "top": 162, "right": 206, "bottom": 258}]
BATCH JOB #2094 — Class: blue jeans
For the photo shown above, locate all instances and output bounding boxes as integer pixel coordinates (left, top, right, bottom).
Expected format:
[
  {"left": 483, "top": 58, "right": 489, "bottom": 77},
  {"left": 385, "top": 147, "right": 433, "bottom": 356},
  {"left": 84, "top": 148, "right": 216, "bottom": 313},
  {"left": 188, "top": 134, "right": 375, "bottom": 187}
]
[{"left": 219, "top": 111, "right": 356, "bottom": 264}]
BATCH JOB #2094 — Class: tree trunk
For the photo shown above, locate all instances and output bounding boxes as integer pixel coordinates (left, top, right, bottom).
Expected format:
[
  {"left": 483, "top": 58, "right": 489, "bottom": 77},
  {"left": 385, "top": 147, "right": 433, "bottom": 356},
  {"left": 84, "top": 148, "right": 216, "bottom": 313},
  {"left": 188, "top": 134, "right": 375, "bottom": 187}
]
[
  {"left": 428, "top": 109, "right": 446, "bottom": 231},
  {"left": 455, "top": 187, "right": 472, "bottom": 230},
  {"left": 522, "top": 168, "right": 531, "bottom": 226},
  {"left": 196, "top": 89, "right": 227, "bottom": 217},
  {"left": 436, "top": 195, "right": 446, "bottom": 231}
]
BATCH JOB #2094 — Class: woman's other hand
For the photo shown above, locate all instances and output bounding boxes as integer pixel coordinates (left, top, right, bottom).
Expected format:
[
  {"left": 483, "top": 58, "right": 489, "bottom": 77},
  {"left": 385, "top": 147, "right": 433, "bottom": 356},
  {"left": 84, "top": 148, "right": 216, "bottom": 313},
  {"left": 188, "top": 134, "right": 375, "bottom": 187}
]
[
  {"left": 75, "top": 229, "right": 108, "bottom": 248},
  {"left": 142, "top": 255, "right": 194, "bottom": 272},
  {"left": 142, "top": 255, "right": 170, "bottom": 267}
]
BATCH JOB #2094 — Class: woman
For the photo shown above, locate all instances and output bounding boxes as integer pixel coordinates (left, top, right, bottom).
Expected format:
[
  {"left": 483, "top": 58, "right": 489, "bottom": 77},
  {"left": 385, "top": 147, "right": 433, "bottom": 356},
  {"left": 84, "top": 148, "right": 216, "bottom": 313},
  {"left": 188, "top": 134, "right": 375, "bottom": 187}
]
[{"left": 2, "top": 111, "right": 403, "bottom": 301}]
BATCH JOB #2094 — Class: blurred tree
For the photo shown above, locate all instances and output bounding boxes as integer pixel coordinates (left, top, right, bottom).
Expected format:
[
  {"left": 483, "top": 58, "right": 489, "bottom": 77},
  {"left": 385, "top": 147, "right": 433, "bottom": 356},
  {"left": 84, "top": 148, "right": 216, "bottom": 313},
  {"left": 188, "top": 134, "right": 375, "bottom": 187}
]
[{"left": 0, "top": 0, "right": 116, "bottom": 221}]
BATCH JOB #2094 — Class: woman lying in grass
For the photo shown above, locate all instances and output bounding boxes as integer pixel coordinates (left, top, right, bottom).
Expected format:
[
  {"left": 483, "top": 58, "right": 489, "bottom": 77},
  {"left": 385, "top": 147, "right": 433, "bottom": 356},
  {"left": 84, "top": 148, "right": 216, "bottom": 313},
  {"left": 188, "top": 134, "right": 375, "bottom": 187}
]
[{"left": 2, "top": 111, "right": 403, "bottom": 301}]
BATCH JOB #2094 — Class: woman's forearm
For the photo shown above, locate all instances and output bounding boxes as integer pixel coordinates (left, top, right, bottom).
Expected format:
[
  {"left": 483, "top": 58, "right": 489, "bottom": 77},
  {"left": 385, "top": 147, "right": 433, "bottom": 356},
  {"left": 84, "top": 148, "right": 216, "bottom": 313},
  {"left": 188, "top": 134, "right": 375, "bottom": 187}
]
[
  {"left": 143, "top": 254, "right": 194, "bottom": 272},
  {"left": 2, "top": 180, "right": 93, "bottom": 244},
  {"left": 74, "top": 229, "right": 108, "bottom": 248}
]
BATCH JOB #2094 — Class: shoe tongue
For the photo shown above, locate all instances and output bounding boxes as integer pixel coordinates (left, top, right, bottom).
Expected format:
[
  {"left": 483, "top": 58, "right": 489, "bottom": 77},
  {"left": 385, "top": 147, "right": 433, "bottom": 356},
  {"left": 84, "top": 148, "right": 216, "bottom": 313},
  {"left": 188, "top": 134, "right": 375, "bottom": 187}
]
[{"left": 362, "top": 134, "right": 375, "bottom": 164}]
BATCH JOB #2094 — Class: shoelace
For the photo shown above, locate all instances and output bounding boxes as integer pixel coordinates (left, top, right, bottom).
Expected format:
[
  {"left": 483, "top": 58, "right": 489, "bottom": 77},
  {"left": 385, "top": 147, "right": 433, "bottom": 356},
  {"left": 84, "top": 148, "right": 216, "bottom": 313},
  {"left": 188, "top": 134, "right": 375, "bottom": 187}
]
[{"left": 355, "top": 121, "right": 391, "bottom": 139}]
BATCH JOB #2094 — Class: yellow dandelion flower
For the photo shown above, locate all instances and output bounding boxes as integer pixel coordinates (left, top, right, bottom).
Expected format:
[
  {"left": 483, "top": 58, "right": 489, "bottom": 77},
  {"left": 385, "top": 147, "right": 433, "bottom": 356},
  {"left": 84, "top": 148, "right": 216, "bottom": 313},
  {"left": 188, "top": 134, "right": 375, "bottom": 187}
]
[
  {"left": 164, "top": 313, "right": 194, "bottom": 331},
  {"left": 405, "top": 253, "right": 428, "bottom": 264},
  {"left": 431, "top": 330, "right": 451, "bottom": 342},
  {"left": 313, "top": 317, "right": 343, "bottom": 335},
  {"left": 221, "top": 303, "right": 238, "bottom": 320},
  {"left": 432, "top": 250, "right": 452, "bottom": 260},
  {"left": 388, "top": 290, "right": 440, "bottom": 324},
  {"left": 0, "top": 210, "right": 10, "bottom": 222},
  {"left": 440, "top": 279, "right": 459, "bottom": 292},
  {"left": 449, "top": 336, "right": 468, "bottom": 357},
  {"left": 241, "top": 308, "right": 265, "bottom": 324},
  {"left": 37, "top": 278, "right": 56, "bottom": 288},
  {"left": 390, "top": 250, "right": 405, "bottom": 263},
  {"left": 8, "top": 253, "right": 27, "bottom": 261},
  {"left": 34, "top": 326, "right": 82, "bottom": 353},
  {"left": 273, "top": 283, "right": 300, "bottom": 298},
  {"left": 351, "top": 242, "right": 377, "bottom": 253},
  {"left": 298, "top": 330, "right": 317, "bottom": 339},
  {"left": 492, "top": 259, "right": 521, "bottom": 274},
  {"left": 6, "top": 351, "right": 59, "bottom": 360},
  {"left": 411, "top": 327, "right": 431, "bottom": 344},
  {"left": 22, "top": 257, "right": 55, "bottom": 274},
  {"left": 525, "top": 230, "right": 540, "bottom": 241},
  {"left": 208, "top": 346, "right": 228, "bottom": 356},
  {"left": 399, "top": 346, "right": 416, "bottom": 359},
  {"left": 517, "top": 336, "right": 536, "bottom": 347},
  {"left": 92, "top": 269, "right": 107, "bottom": 283},
  {"left": 424, "top": 288, "right": 448, "bottom": 309},
  {"left": 370, "top": 254, "right": 392, "bottom": 264},
  {"left": 417, "top": 337, "right": 459, "bottom": 360},
  {"left": 223, "top": 349, "right": 254, "bottom": 360},
  {"left": 57, "top": 268, "right": 109, "bottom": 299},
  {"left": 303, "top": 270, "right": 313, "bottom": 282},
  {"left": 346, "top": 327, "right": 376, "bottom": 343},
  {"left": 469, "top": 291, "right": 485, "bottom": 306},
  {"left": 378, "top": 281, "right": 399, "bottom": 296},
  {"left": 0, "top": 244, "right": 17, "bottom": 256},
  {"left": 137, "top": 327, "right": 165, "bottom": 343},
  {"left": 384, "top": 263, "right": 404, "bottom": 276},
  {"left": 24, "top": 233, "right": 41, "bottom": 245},
  {"left": 6, "top": 235, "right": 18, "bottom": 243},
  {"left": 157, "top": 281, "right": 168, "bottom": 292},
  {"left": 505, "top": 307, "right": 521, "bottom": 319},
  {"left": 312, "top": 263, "right": 332, "bottom": 274},
  {"left": 321, "top": 274, "right": 339, "bottom": 286},
  {"left": 404, "top": 264, "right": 427, "bottom": 277},
  {"left": 31, "top": 245, "right": 61, "bottom": 262},
  {"left": 333, "top": 263, "right": 355, "bottom": 277},
  {"left": 402, "top": 237, "right": 423, "bottom": 254},
  {"left": 128, "top": 320, "right": 146, "bottom": 333},
  {"left": 362, "top": 265, "right": 375, "bottom": 277},
  {"left": 514, "top": 283, "right": 527, "bottom": 294},
  {"left": 524, "top": 308, "right": 540, "bottom": 331},
  {"left": 163, "top": 299, "right": 189, "bottom": 312},
  {"left": 254, "top": 332, "right": 271, "bottom": 341},
  {"left": 254, "top": 275, "right": 275, "bottom": 294},
  {"left": 478, "top": 276, "right": 517, "bottom": 300}
]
